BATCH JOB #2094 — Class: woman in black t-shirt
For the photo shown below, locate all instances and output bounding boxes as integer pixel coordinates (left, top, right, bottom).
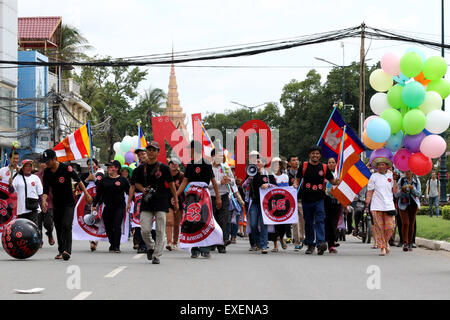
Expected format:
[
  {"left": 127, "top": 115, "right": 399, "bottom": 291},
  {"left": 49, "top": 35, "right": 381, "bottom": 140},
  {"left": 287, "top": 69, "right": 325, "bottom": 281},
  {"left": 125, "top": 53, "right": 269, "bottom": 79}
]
[{"left": 93, "top": 160, "right": 130, "bottom": 253}]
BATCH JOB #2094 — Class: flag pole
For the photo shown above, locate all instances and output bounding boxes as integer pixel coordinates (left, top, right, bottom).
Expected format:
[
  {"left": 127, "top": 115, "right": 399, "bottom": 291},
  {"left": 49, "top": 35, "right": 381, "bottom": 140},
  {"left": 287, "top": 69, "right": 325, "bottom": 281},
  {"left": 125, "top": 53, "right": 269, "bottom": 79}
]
[
  {"left": 87, "top": 121, "right": 94, "bottom": 174},
  {"left": 316, "top": 105, "right": 338, "bottom": 146},
  {"left": 338, "top": 125, "right": 346, "bottom": 179},
  {"left": 137, "top": 121, "right": 140, "bottom": 166}
]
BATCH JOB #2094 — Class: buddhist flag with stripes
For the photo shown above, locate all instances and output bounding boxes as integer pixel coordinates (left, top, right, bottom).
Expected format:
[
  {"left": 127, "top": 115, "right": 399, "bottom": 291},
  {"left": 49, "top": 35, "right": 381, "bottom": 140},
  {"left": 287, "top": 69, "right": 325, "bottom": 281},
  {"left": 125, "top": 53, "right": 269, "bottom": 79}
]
[
  {"left": 331, "top": 160, "right": 372, "bottom": 207},
  {"left": 138, "top": 123, "right": 147, "bottom": 149},
  {"left": 53, "top": 123, "right": 91, "bottom": 162}
]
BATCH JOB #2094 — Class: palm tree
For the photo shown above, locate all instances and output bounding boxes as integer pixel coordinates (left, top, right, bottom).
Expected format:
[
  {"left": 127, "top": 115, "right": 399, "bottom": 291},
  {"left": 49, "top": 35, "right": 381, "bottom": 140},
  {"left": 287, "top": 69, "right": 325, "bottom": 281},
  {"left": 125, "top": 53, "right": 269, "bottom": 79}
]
[{"left": 134, "top": 87, "right": 167, "bottom": 139}]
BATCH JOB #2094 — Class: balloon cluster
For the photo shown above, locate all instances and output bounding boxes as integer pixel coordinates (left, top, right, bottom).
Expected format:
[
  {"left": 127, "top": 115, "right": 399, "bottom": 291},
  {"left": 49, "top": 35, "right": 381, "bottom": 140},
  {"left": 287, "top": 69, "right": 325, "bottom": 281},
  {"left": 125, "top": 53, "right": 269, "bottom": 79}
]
[
  {"left": 112, "top": 135, "right": 140, "bottom": 170},
  {"left": 365, "top": 48, "right": 450, "bottom": 176}
]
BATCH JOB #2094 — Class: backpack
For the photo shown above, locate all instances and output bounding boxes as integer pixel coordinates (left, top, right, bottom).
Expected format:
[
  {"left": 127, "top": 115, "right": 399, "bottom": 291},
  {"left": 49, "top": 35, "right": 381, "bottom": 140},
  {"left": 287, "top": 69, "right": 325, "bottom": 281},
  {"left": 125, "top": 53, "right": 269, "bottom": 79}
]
[{"left": 299, "top": 162, "right": 328, "bottom": 191}]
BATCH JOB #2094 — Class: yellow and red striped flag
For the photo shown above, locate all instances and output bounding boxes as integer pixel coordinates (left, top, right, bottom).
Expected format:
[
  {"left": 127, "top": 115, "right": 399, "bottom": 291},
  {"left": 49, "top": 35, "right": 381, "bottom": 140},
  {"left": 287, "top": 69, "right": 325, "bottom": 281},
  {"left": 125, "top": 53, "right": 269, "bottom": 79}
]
[{"left": 53, "top": 123, "right": 91, "bottom": 162}]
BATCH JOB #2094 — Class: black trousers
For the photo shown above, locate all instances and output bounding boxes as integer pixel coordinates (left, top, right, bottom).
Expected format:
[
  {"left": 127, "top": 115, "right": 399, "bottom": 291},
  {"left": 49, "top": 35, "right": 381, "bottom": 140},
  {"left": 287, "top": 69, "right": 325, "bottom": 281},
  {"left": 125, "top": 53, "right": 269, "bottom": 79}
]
[
  {"left": 38, "top": 208, "right": 54, "bottom": 237},
  {"left": 20, "top": 211, "right": 39, "bottom": 226},
  {"left": 211, "top": 195, "right": 230, "bottom": 249},
  {"left": 102, "top": 206, "right": 125, "bottom": 249},
  {"left": 324, "top": 196, "right": 341, "bottom": 249},
  {"left": 53, "top": 205, "right": 75, "bottom": 254}
]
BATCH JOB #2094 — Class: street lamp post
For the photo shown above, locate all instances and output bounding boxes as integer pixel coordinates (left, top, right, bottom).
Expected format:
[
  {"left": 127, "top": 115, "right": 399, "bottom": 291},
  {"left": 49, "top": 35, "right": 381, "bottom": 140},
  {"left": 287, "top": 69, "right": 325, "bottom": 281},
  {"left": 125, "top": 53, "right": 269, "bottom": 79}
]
[{"left": 230, "top": 101, "right": 271, "bottom": 119}]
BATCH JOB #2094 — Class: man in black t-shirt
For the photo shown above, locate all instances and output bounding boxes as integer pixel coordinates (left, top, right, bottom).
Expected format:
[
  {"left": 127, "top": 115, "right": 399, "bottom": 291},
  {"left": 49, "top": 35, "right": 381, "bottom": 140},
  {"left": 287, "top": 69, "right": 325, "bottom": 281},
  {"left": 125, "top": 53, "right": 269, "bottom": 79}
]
[
  {"left": 41, "top": 149, "right": 93, "bottom": 261},
  {"left": 133, "top": 141, "right": 178, "bottom": 264},
  {"left": 176, "top": 140, "right": 221, "bottom": 258},
  {"left": 294, "top": 146, "right": 339, "bottom": 255}
]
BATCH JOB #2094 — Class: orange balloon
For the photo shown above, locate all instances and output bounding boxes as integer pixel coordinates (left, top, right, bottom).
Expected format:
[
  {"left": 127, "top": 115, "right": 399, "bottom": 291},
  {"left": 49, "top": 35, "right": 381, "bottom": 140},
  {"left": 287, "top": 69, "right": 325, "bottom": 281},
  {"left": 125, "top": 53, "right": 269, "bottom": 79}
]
[
  {"left": 362, "top": 131, "right": 386, "bottom": 150},
  {"left": 414, "top": 71, "right": 431, "bottom": 86}
]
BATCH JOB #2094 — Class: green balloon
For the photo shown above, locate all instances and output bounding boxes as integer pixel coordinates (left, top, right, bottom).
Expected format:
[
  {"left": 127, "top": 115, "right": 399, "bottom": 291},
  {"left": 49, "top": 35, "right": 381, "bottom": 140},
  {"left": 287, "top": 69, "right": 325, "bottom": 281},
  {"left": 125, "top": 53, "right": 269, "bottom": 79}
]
[
  {"left": 114, "top": 153, "right": 125, "bottom": 165},
  {"left": 381, "top": 108, "right": 403, "bottom": 134},
  {"left": 387, "top": 85, "right": 407, "bottom": 109},
  {"left": 401, "top": 81, "right": 426, "bottom": 109},
  {"left": 427, "top": 78, "right": 450, "bottom": 99},
  {"left": 423, "top": 56, "right": 447, "bottom": 81},
  {"left": 402, "top": 109, "right": 426, "bottom": 135},
  {"left": 400, "top": 52, "right": 423, "bottom": 78}
]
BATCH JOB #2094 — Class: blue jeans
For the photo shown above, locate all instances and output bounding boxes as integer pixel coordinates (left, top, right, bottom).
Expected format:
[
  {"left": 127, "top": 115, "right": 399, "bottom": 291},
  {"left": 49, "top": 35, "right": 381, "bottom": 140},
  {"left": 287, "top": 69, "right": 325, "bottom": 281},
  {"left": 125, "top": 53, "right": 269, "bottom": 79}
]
[
  {"left": 302, "top": 199, "right": 326, "bottom": 247},
  {"left": 225, "top": 210, "right": 240, "bottom": 240},
  {"left": 429, "top": 196, "right": 439, "bottom": 217},
  {"left": 250, "top": 202, "right": 268, "bottom": 249}
]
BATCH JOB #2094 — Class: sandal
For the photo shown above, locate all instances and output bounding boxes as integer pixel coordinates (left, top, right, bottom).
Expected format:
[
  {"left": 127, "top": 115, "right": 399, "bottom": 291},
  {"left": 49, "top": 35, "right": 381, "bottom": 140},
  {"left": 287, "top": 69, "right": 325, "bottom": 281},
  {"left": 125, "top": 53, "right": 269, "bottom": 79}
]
[
  {"left": 271, "top": 248, "right": 278, "bottom": 252},
  {"left": 48, "top": 235, "right": 55, "bottom": 246},
  {"left": 55, "top": 253, "right": 63, "bottom": 260},
  {"left": 281, "top": 243, "right": 287, "bottom": 250},
  {"left": 379, "top": 248, "right": 386, "bottom": 256},
  {"left": 62, "top": 251, "right": 71, "bottom": 261},
  {"left": 90, "top": 241, "right": 97, "bottom": 252}
]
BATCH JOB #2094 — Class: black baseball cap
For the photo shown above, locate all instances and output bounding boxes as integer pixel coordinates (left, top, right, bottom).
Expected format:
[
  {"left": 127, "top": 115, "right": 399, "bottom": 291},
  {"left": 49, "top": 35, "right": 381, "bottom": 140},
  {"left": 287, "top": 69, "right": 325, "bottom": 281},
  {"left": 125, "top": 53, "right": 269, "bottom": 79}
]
[
  {"left": 106, "top": 160, "right": 121, "bottom": 170},
  {"left": 134, "top": 147, "right": 147, "bottom": 155},
  {"left": 146, "top": 141, "right": 160, "bottom": 150},
  {"left": 40, "top": 149, "right": 57, "bottom": 163}
]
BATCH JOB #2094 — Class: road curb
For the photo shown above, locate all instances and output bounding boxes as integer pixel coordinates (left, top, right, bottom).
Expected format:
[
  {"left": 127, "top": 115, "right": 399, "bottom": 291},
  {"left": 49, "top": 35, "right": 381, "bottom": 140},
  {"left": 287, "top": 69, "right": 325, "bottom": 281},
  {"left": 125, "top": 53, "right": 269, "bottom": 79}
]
[{"left": 395, "top": 236, "right": 450, "bottom": 252}]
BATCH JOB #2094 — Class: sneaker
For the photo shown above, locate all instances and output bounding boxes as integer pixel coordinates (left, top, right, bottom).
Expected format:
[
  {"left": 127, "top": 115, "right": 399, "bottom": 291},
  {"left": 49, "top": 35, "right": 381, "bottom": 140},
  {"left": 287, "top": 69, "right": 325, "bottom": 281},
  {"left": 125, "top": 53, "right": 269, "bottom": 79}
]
[
  {"left": 201, "top": 252, "right": 211, "bottom": 258},
  {"left": 412, "top": 244, "right": 417, "bottom": 249},
  {"left": 224, "top": 240, "right": 232, "bottom": 246},
  {"left": 146, "top": 249, "right": 154, "bottom": 260},
  {"left": 237, "top": 232, "right": 244, "bottom": 238},
  {"left": 408, "top": 244, "right": 413, "bottom": 252},
  {"left": 152, "top": 257, "right": 160, "bottom": 264},
  {"left": 109, "top": 246, "right": 114, "bottom": 252},
  {"left": 114, "top": 248, "right": 121, "bottom": 253},
  {"left": 191, "top": 251, "right": 199, "bottom": 258},
  {"left": 329, "top": 246, "right": 338, "bottom": 253},
  {"left": 317, "top": 242, "right": 327, "bottom": 255},
  {"left": 403, "top": 244, "right": 409, "bottom": 252},
  {"left": 294, "top": 244, "right": 303, "bottom": 252},
  {"left": 261, "top": 248, "right": 268, "bottom": 254},
  {"left": 305, "top": 246, "right": 315, "bottom": 254}
]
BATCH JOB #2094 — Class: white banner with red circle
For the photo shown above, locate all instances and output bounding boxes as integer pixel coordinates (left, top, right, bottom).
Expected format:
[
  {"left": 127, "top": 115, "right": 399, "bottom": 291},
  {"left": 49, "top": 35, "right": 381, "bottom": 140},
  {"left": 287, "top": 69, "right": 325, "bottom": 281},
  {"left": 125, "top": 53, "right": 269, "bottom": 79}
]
[{"left": 259, "top": 186, "right": 298, "bottom": 225}]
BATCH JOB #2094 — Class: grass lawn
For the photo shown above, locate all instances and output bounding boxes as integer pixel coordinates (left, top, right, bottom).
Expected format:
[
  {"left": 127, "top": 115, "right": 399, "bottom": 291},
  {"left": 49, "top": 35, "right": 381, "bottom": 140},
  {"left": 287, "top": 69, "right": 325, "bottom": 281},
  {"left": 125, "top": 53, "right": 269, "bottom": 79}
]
[{"left": 415, "top": 215, "right": 450, "bottom": 242}]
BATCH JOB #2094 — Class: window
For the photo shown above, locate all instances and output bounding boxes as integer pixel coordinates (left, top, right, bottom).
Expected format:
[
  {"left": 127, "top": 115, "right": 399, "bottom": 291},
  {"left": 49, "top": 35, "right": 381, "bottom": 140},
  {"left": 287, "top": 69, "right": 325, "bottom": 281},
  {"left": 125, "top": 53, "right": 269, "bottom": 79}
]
[{"left": 0, "top": 86, "right": 15, "bottom": 130}]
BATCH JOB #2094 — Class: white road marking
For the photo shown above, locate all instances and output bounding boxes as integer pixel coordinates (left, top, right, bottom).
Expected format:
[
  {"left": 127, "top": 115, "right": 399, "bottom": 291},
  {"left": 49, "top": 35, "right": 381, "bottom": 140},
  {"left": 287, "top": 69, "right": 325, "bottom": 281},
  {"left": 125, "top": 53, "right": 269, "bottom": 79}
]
[
  {"left": 133, "top": 254, "right": 145, "bottom": 259},
  {"left": 104, "top": 266, "right": 127, "bottom": 278},
  {"left": 72, "top": 291, "right": 92, "bottom": 300}
]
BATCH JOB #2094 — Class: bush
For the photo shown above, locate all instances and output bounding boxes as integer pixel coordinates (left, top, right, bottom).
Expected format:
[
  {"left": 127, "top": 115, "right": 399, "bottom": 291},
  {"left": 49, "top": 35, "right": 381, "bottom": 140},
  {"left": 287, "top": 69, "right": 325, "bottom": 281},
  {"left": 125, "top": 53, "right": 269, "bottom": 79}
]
[
  {"left": 417, "top": 207, "right": 428, "bottom": 216},
  {"left": 442, "top": 206, "right": 450, "bottom": 220}
]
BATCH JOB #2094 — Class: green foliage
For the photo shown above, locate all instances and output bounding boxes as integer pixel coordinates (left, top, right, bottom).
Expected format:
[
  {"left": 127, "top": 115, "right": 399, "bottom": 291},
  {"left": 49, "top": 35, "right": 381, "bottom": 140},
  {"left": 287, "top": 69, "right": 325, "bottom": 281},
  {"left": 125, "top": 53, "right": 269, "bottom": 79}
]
[
  {"left": 442, "top": 206, "right": 450, "bottom": 220},
  {"left": 416, "top": 215, "right": 450, "bottom": 241}
]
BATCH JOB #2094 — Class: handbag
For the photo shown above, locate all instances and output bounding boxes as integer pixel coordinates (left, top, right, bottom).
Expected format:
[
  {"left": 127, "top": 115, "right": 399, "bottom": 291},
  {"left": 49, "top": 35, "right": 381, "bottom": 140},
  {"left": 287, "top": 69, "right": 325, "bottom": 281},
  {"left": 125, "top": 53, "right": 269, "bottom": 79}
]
[{"left": 22, "top": 175, "right": 39, "bottom": 211}]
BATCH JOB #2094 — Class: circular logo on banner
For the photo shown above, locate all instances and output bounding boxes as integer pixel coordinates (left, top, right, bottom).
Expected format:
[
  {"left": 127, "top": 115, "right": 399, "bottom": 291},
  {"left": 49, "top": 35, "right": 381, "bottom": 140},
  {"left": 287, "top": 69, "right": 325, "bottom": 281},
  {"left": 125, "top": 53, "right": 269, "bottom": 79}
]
[
  {"left": 195, "top": 167, "right": 201, "bottom": 174},
  {"left": 75, "top": 189, "right": 107, "bottom": 238},
  {"left": 59, "top": 177, "right": 65, "bottom": 184},
  {"left": 180, "top": 187, "right": 214, "bottom": 244},
  {"left": 262, "top": 188, "right": 296, "bottom": 223}
]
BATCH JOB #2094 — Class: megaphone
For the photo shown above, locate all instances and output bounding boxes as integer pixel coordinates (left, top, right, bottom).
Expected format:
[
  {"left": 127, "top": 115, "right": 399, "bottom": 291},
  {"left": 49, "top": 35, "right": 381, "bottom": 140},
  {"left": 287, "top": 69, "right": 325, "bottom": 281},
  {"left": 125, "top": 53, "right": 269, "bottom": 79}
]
[
  {"left": 246, "top": 164, "right": 258, "bottom": 177},
  {"left": 83, "top": 213, "right": 97, "bottom": 226}
]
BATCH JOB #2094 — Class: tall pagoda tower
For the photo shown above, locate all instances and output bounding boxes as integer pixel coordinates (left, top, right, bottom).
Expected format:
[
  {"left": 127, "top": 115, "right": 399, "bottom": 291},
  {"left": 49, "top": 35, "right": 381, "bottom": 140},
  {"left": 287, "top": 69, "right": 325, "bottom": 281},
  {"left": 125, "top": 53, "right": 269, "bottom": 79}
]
[{"left": 164, "top": 52, "right": 189, "bottom": 141}]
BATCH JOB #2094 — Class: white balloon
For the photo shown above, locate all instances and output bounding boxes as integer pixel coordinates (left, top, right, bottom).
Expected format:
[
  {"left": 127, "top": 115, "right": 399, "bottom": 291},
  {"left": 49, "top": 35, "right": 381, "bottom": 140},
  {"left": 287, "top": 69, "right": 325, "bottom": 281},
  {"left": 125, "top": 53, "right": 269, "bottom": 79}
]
[
  {"left": 370, "top": 93, "right": 391, "bottom": 115},
  {"left": 425, "top": 110, "right": 450, "bottom": 134},
  {"left": 113, "top": 142, "right": 121, "bottom": 153},
  {"left": 419, "top": 91, "right": 442, "bottom": 114}
]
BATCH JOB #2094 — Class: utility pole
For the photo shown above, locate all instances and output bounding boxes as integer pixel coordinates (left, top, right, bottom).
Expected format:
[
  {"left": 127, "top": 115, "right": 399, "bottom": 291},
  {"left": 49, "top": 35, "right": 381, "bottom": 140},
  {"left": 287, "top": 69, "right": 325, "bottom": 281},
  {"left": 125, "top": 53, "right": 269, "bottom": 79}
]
[
  {"left": 358, "top": 23, "right": 366, "bottom": 139},
  {"left": 440, "top": 0, "right": 448, "bottom": 203}
]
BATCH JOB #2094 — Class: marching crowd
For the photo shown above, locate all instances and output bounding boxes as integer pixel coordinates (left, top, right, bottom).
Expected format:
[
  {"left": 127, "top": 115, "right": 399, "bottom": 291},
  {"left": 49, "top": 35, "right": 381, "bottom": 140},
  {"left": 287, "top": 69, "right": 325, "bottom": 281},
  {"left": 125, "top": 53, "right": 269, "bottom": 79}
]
[{"left": 0, "top": 140, "right": 441, "bottom": 263}]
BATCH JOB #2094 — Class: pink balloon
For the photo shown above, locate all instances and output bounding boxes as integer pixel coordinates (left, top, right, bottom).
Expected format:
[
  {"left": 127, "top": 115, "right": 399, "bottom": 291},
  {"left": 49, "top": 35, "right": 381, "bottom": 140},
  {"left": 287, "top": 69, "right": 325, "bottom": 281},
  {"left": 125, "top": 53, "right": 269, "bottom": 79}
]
[
  {"left": 393, "top": 148, "right": 412, "bottom": 172},
  {"left": 420, "top": 134, "right": 447, "bottom": 159},
  {"left": 381, "top": 52, "right": 401, "bottom": 76},
  {"left": 364, "top": 115, "right": 379, "bottom": 130}
]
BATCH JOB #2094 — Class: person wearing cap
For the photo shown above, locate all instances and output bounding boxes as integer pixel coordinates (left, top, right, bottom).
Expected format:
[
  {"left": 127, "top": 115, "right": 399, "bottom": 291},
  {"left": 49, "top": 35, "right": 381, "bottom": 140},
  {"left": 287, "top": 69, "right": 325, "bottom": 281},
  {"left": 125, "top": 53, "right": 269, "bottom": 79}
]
[
  {"left": 294, "top": 146, "right": 340, "bottom": 256},
  {"left": 8, "top": 159, "right": 43, "bottom": 226},
  {"left": 287, "top": 155, "right": 305, "bottom": 251},
  {"left": 120, "top": 165, "right": 133, "bottom": 181},
  {"left": 92, "top": 160, "right": 130, "bottom": 253},
  {"left": 176, "top": 140, "right": 221, "bottom": 258},
  {"left": 133, "top": 141, "right": 178, "bottom": 264},
  {"left": 127, "top": 147, "right": 149, "bottom": 254},
  {"left": 365, "top": 157, "right": 399, "bottom": 256},
  {"left": 166, "top": 158, "right": 184, "bottom": 251},
  {"left": 41, "top": 149, "right": 93, "bottom": 261}
]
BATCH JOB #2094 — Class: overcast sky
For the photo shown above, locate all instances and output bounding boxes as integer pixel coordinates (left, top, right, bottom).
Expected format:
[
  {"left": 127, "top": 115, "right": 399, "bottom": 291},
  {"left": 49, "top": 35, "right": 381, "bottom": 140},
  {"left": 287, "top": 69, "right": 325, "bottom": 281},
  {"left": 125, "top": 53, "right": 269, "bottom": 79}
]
[{"left": 18, "top": 0, "right": 450, "bottom": 128}]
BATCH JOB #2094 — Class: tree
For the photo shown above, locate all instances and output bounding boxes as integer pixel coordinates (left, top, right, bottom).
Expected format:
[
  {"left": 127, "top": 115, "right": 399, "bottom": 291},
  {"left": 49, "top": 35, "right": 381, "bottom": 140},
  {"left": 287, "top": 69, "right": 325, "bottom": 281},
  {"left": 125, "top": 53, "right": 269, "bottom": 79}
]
[
  {"left": 132, "top": 87, "right": 166, "bottom": 139},
  {"left": 74, "top": 59, "right": 148, "bottom": 161}
]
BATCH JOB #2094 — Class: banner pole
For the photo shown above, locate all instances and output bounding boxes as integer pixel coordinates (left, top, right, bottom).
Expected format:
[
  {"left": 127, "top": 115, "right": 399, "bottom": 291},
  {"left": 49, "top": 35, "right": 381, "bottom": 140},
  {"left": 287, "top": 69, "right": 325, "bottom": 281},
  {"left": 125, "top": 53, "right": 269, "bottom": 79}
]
[{"left": 338, "top": 125, "right": 347, "bottom": 179}]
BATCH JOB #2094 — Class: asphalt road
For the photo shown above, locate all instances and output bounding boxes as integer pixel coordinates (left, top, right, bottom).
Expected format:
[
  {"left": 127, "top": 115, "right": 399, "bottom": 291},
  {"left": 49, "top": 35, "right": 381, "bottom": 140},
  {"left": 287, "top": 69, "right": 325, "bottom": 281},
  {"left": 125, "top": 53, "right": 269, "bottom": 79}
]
[{"left": 1, "top": 235, "right": 450, "bottom": 300}]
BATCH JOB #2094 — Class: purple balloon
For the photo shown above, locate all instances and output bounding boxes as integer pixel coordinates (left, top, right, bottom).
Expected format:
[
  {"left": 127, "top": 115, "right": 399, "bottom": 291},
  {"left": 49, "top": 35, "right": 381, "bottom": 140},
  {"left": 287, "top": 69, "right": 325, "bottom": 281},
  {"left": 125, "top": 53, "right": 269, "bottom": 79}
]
[
  {"left": 403, "top": 131, "right": 426, "bottom": 153},
  {"left": 369, "top": 148, "right": 394, "bottom": 170},
  {"left": 124, "top": 151, "right": 135, "bottom": 164}
]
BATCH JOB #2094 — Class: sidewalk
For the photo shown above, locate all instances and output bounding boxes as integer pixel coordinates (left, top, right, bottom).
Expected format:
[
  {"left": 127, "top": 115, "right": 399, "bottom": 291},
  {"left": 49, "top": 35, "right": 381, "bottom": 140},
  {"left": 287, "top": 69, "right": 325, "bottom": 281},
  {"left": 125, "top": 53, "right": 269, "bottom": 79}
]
[{"left": 395, "top": 235, "right": 450, "bottom": 252}]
